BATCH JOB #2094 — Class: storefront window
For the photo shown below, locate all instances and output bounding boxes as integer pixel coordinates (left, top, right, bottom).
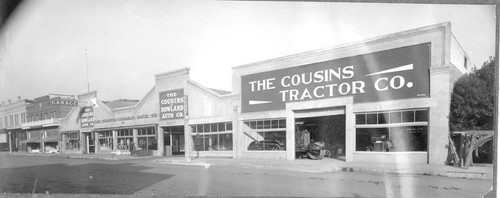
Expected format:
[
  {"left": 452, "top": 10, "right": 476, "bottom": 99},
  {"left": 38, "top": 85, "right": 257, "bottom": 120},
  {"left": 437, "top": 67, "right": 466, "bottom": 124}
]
[
  {"left": 356, "top": 109, "right": 428, "bottom": 125},
  {"left": 117, "top": 137, "right": 133, "bottom": 150},
  {"left": 138, "top": 127, "right": 157, "bottom": 150},
  {"left": 64, "top": 133, "right": 80, "bottom": 151},
  {"left": 356, "top": 126, "right": 428, "bottom": 152},
  {"left": 355, "top": 109, "right": 428, "bottom": 152},
  {"left": 191, "top": 122, "right": 233, "bottom": 151},
  {"left": 243, "top": 119, "right": 286, "bottom": 151},
  {"left": 97, "top": 131, "right": 113, "bottom": 151},
  {"left": 117, "top": 129, "right": 133, "bottom": 150}
]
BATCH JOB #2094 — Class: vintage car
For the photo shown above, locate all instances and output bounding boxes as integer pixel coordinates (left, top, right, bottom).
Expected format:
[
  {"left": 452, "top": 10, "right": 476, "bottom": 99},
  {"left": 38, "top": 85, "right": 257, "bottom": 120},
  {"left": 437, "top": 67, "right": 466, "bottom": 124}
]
[
  {"left": 30, "top": 149, "right": 41, "bottom": 153},
  {"left": 247, "top": 140, "right": 285, "bottom": 151},
  {"left": 45, "top": 146, "right": 59, "bottom": 154}
]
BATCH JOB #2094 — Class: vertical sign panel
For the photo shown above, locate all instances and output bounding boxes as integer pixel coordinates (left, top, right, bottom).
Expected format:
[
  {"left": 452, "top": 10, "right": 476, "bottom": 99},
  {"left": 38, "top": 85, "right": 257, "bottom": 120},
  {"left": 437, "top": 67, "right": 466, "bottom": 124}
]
[
  {"left": 80, "top": 106, "right": 94, "bottom": 128},
  {"left": 159, "top": 89, "right": 185, "bottom": 120}
]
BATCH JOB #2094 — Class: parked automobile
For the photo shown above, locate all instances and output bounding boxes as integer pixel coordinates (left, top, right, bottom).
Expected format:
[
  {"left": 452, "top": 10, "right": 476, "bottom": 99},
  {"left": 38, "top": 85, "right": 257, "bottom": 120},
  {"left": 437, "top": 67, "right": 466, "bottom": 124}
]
[
  {"left": 30, "top": 149, "right": 41, "bottom": 153},
  {"left": 45, "top": 146, "right": 59, "bottom": 154},
  {"left": 247, "top": 140, "right": 285, "bottom": 150}
]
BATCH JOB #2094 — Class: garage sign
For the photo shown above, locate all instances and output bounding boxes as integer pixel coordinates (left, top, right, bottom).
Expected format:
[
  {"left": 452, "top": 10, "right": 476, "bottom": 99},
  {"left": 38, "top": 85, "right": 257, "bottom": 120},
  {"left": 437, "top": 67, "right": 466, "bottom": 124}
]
[{"left": 241, "top": 43, "right": 431, "bottom": 112}]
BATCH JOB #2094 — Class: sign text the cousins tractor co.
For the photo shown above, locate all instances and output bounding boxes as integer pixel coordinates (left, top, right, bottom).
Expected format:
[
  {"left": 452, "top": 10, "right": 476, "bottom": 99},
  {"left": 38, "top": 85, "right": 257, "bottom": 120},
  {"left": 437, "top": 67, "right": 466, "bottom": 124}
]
[{"left": 241, "top": 43, "right": 431, "bottom": 112}]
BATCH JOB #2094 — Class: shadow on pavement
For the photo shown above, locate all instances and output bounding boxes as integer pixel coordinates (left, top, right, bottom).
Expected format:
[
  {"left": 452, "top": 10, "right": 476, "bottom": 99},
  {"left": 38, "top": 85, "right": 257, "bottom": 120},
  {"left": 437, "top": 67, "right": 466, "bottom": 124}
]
[{"left": 0, "top": 162, "right": 174, "bottom": 194}]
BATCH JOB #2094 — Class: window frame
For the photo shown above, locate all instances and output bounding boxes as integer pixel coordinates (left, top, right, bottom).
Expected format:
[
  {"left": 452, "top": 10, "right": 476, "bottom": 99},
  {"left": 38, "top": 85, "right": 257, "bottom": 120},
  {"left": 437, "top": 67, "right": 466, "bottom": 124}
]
[
  {"left": 354, "top": 109, "right": 429, "bottom": 153},
  {"left": 190, "top": 122, "right": 233, "bottom": 152},
  {"left": 137, "top": 127, "right": 157, "bottom": 150}
]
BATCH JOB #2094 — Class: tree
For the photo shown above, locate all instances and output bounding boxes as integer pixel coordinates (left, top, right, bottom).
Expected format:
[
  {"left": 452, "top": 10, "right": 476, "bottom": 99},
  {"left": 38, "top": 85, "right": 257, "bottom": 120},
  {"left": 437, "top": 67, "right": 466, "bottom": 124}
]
[
  {"left": 448, "top": 57, "right": 495, "bottom": 167},
  {"left": 450, "top": 57, "right": 495, "bottom": 132}
]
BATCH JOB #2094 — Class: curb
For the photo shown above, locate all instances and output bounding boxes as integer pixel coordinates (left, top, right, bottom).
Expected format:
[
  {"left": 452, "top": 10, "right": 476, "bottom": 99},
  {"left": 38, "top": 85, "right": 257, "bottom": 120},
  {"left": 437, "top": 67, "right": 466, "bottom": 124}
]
[
  {"left": 154, "top": 159, "right": 491, "bottom": 179},
  {"left": 156, "top": 159, "right": 211, "bottom": 168},
  {"left": 333, "top": 167, "right": 491, "bottom": 179},
  {"left": 66, "top": 156, "right": 120, "bottom": 160}
]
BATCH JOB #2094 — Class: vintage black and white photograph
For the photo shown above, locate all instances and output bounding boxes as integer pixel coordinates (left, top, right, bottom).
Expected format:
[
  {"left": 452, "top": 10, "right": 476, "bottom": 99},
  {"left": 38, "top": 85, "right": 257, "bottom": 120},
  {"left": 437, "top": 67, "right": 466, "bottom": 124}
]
[{"left": 0, "top": 0, "right": 497, "bottom": 197}]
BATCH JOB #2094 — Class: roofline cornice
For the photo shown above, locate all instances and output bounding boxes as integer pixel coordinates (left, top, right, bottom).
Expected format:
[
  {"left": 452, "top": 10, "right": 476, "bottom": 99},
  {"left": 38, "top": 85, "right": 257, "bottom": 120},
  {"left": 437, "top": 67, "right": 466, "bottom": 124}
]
[{"left": 155, "top": 67, "right": 190, "bottom": 80}]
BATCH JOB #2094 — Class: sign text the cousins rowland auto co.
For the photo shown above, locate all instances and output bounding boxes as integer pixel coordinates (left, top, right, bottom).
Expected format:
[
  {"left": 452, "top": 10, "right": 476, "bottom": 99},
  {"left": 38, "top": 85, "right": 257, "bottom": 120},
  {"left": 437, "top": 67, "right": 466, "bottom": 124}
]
[
  {"left": 241, "top": 43, "right": 431, "bottom": 112},
  {"left": 80, "top": 106, "right": 94, "bottom": 128},
  {"left": 159, "top": 89, "right": 185, "bottom": 120}
]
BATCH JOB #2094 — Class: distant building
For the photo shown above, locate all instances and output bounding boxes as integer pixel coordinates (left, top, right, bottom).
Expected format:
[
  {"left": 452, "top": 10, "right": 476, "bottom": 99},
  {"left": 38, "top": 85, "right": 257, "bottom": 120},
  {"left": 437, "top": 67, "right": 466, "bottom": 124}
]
[
  {"left": 0, "top": 97, "right": 32, "bottom": 152},
  {"left": 21, "top": 94, "right": 76, "bottom": 153}
]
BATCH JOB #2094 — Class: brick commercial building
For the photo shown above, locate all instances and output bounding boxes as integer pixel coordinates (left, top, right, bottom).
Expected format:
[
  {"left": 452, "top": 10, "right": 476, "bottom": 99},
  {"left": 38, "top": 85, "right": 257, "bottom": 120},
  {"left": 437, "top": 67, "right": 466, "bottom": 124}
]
[{"left": 21, "top": 94, "right": 75, "bottom": 153}]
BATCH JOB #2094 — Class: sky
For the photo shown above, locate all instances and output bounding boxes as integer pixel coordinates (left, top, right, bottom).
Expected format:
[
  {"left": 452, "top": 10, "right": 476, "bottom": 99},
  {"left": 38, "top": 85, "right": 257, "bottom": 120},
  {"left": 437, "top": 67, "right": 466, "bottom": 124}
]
[{"left": 0, "top": 1, "right": 496, "bottom": 104}]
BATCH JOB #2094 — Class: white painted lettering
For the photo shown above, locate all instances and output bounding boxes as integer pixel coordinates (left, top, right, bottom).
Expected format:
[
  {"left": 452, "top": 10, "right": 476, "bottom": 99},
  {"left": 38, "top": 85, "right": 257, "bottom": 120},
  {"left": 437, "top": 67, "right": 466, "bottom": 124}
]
[
  {"left": 375, "top": 77, "right": 389, "bottom": 91},
  {"left": 313, "top": 86, "right": 325, "bottom": 98},
  {"left": 338, "top": 83, "right": 351, "bottom": 95},
  {"left": 281, "top": 76, "right": 291, "bottom": 87},
  {"left": 352, "top": 81, "right": 366, "bottom": 94},
  {"left": 390, "top": 76, "right": 405, "bottom": 89}
]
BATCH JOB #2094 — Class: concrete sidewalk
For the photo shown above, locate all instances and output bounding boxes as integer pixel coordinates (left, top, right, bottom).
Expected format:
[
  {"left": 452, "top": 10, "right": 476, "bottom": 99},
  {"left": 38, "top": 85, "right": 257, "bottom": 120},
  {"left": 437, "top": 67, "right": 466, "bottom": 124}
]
[{"left": 156, "top": 156, "right": 493, "bottom": 180}]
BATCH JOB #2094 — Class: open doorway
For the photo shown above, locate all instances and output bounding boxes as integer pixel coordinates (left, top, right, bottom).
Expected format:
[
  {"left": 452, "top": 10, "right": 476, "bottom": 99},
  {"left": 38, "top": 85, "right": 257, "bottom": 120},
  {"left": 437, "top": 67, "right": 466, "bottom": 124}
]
[
  {"left": 84, "top": 132, "right": 95, "bottom": 154},
  {"left": 163, "top": 126, "right": 185, "bottom": 156},
  {"left": 295, "top": 114, "right": 345, "bottom": 160}
]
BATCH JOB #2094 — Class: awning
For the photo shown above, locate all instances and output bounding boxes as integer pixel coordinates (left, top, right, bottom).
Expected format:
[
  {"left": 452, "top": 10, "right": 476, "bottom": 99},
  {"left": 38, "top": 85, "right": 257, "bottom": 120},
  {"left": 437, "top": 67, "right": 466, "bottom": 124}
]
[
  {"left": 60, "top": 130, "right": 80, "bottom": 134},
  {"left": 42, "top": 137, "right": 61, "bottom": 143},
  {"left": 20, "top": 137, "right": 41, "bottom": 144},
  {"left": 20, "top": 137, "right": 61, "bottom": 144}
]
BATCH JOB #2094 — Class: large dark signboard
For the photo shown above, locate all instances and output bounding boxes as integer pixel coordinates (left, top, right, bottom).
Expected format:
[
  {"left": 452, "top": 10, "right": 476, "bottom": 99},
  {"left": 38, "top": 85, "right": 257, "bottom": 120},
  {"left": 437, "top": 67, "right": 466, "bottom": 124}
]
[
  {"left": 159, "top": 89, "right": 185, "bottom": 120},
  {"left": 80, "top": 106, "right": 94, "bottom": 128},
  {"left": 241, "top": 43, "right": 431, "bottom": 113}
]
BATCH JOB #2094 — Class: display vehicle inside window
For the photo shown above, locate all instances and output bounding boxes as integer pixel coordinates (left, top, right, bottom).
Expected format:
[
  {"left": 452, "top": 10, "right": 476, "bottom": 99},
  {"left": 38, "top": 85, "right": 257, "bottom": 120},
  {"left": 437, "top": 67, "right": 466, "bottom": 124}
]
[{"left": 243, "top": 119, "right": 286, "bottom": 151}]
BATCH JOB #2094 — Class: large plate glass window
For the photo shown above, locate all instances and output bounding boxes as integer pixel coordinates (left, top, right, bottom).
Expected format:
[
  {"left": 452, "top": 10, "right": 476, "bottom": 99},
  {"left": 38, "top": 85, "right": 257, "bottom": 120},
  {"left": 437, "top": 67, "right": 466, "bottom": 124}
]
[
  {"left": 191, "top": 122, "right": 233, "bottom": 151},
  {"left": 355, "top": 109, "right": 428, "bottom": 152},
  {"left": 64, "top": 132, "right": 80, "bottom": 151},
  {"left": 137, "top": 127, "right": 157, "bottom": 150},
  {"left": 97, "top": 131, "right": 113, "bottom": 151},
  {"left": 117, "top": 129, "right": 133, "bottom": 150},
  {"left": 243, "top": 119, "right": 286, "bottom": 151}
]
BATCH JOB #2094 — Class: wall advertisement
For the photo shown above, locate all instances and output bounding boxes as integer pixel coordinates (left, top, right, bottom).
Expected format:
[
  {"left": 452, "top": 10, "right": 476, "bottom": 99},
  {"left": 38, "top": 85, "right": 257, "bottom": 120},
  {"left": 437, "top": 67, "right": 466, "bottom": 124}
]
[
  {"left": 241, "top": 43, "right": 431, "bottom": 113},
  {"left": 159, "top": 89, "right": 185, "bottom": 120},
  {"left": 80, "top": 106, "right": 94, "bottom": 128}
]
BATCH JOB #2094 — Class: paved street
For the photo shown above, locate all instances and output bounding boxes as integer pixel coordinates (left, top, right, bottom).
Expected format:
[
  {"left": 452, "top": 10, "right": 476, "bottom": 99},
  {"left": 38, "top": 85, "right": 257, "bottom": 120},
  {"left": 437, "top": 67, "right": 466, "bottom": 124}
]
[{"left": 0, "top": 153, "right": 492, "bottom": 197}]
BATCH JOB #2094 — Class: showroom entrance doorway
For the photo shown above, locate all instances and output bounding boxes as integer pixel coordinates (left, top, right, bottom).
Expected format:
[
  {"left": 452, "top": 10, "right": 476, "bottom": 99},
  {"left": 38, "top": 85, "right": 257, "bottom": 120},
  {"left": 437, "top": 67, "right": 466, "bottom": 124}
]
[
  {"left": 294, "top": 108, "right": 346, "bottom": 160},
  {"left": 163, "top": 126, "right": 185, "bottom": 156}
]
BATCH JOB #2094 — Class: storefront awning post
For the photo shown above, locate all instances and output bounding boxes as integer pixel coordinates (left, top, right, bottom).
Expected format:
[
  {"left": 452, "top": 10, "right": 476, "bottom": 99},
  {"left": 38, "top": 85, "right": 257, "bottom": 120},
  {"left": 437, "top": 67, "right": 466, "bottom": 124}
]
[{"left": 8, "top": 131, "right": 12, "bottom": 153}]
